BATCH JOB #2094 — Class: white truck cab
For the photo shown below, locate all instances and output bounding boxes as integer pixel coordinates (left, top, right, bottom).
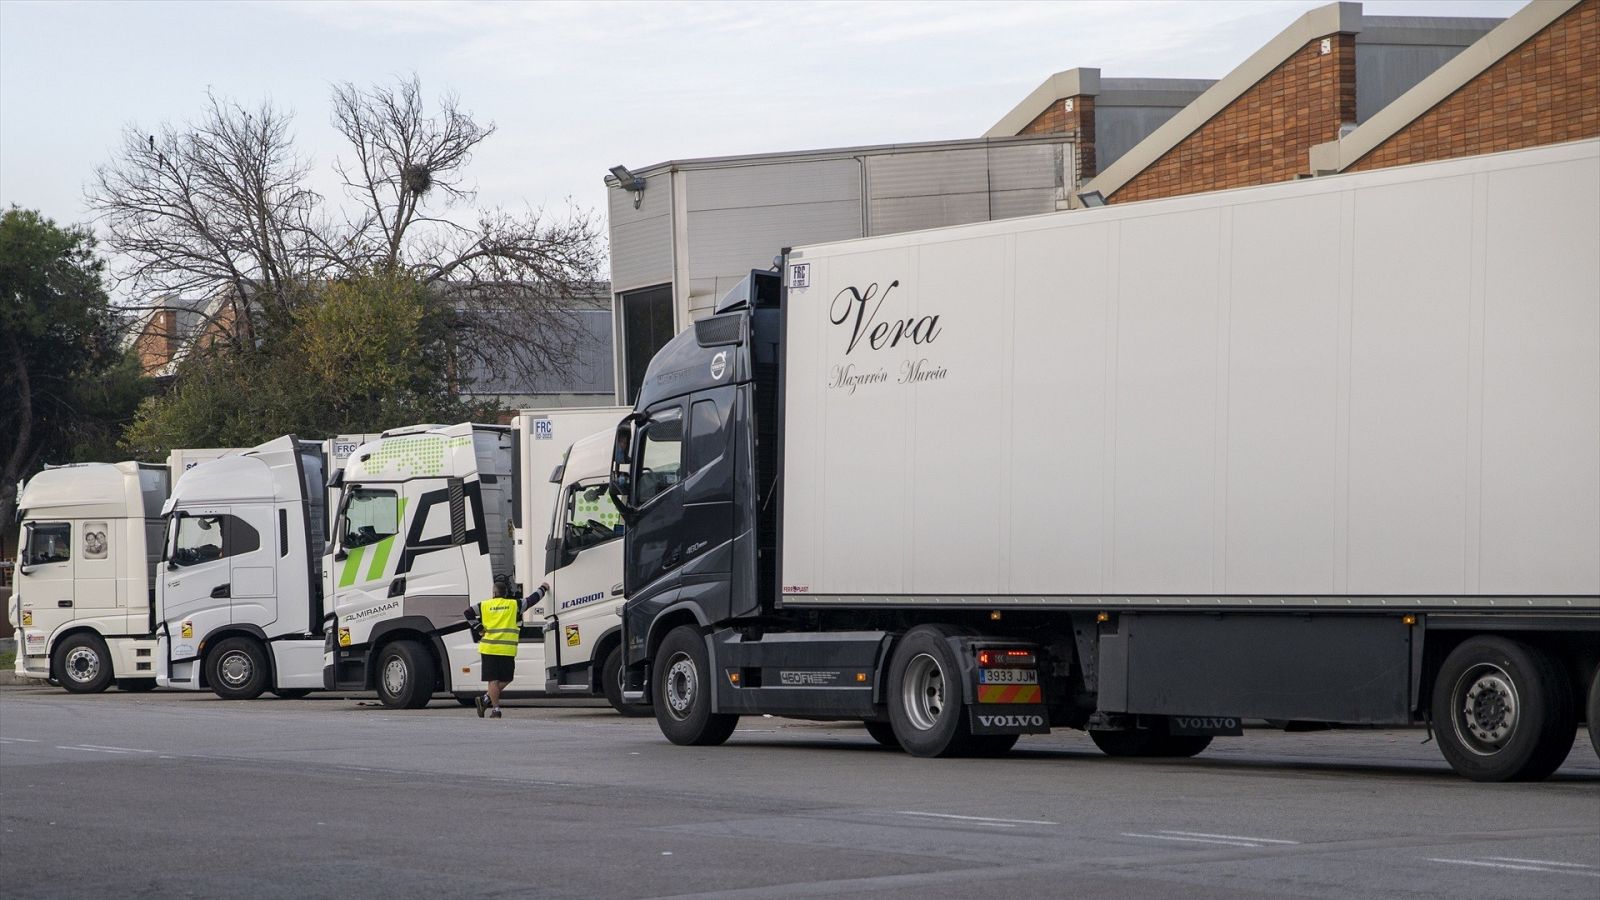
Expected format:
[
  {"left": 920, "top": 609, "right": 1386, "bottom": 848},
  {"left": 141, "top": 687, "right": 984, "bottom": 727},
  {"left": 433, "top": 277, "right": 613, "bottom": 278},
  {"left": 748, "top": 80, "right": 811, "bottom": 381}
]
[
  {"left": 540, "top": 430, "right": 641, "bottom": 714},
  {"left": 155, "top": 436, "right": 332, "bottom": 699},
  {"left": 9, "top": 462, "right": 170, "bottom": 691}
]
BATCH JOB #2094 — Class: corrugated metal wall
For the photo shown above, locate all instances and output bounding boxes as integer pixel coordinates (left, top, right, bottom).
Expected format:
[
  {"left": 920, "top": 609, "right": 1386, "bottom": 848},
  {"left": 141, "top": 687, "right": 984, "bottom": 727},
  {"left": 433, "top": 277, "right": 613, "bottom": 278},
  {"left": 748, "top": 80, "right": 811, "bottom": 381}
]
[{"left": 608, "top": 171, "right": 673, "bottom": 293}]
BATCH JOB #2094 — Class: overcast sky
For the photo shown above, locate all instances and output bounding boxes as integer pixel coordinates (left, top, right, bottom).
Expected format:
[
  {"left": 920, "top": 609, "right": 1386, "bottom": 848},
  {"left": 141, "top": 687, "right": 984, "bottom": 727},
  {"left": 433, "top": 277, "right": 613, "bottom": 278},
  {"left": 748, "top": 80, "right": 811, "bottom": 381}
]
[{"left": 1, "top": 0, "right": 1525, "bottom": 291}]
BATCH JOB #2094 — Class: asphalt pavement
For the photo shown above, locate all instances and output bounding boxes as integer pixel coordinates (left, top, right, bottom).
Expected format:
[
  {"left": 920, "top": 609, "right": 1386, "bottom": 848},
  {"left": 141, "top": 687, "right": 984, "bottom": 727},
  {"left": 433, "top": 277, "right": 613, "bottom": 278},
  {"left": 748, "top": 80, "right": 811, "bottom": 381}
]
[{"left": 1, "top": 684, "right": 1596, "bottom": 899}]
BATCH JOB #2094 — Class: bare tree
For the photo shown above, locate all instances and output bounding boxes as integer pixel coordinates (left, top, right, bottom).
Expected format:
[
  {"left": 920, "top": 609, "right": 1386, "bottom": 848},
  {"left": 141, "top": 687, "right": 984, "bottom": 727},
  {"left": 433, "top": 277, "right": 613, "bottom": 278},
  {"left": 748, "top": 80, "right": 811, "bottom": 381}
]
[
  {"left": 330, "top": 76, "right": 604, "bottom": 384},
  {"left": 87, "top": 77, "right": 605, "bottom": 389},
  {"left": 88, "top": 93, "right": 324, "bottom": 346}
]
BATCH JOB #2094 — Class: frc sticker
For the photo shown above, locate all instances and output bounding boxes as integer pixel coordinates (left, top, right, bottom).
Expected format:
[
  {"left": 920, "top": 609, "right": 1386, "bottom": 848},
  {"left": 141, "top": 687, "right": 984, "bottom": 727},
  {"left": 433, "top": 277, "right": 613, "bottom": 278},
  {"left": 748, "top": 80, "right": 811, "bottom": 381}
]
[
  {"left": 565, "top": 625, "right": 581, "bottom": 647},
  {"left": 533, "top": 417, "right": 553, "bottom": 440},
  {"left": 790, "top": 262, "right": 810, "bottom": 289},
  {"left": 180, "top": 621, "right": 193, "bottom": 639},
  {"left": 338, "top": 627, "right": 351, "bottom": 647}
]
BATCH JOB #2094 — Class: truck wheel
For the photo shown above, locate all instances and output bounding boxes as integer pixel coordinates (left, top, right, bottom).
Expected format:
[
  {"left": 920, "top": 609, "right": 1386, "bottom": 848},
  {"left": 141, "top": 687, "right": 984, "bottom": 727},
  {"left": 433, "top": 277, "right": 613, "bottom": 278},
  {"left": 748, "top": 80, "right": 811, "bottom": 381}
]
[
  {"left": 270, "top": 688, "right": 312, "bottom": 699},
  {"left": 863, "top": 721, "right": 902, "bottom": 748},
  {"left": 117, "top": 678, "right": 157, "bottom": 693},
  {"left": 1151, "top": 734, "right": 1212, "bottom": 758},
  {"left": 207, "top": 637, "right": 270, "bottom": 700},
  {"left": 603, "top": 645, "right": 653, "bottom": 717},
  {"left": 54, "top": 634, "right": 114, "bottom": 694},
  {"left": 888, "top": 625, "right": 979, "bottom": 758},
  {"left": 652, "top": 626, "right": 737, "bottom": 745},
  {"left": 374, "top": 640, "right": 435, "bottom": 709},
  {"left": 1431, "top": 636, "right": 1575, "bottom": 782},
  {"left": 1588, "top": 666, "right": 1600, "bottom": 761}
]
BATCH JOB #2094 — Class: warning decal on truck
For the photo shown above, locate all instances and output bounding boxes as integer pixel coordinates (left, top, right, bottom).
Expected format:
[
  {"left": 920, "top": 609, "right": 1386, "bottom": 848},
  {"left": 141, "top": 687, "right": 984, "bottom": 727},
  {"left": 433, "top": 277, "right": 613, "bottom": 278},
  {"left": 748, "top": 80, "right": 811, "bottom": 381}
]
[{"left": 977, "top": 684, "right": 1042, "bottom": 704}]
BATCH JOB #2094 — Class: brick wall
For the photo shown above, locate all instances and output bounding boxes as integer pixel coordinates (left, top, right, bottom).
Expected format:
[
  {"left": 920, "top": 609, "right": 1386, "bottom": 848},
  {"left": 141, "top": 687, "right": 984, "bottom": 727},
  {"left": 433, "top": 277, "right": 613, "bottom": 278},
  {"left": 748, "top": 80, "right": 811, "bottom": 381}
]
[
  {"left": 1020, "top": 95, "right": 1097, "bottom": 184},
  {"left": 1112, "top": 33, "right": 1357, "bottom": 203},
  {"left": 131, "top": 310, "right": 178, "bottom": 375},
  {"left": 1350, "top": 0, "right": 1598, "bottom": 172}
]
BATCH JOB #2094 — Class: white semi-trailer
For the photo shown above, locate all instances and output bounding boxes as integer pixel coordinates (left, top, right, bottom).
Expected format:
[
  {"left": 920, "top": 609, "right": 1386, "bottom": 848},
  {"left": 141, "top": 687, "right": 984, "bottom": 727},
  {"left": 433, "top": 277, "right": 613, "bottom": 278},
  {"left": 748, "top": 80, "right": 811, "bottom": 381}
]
[
  {"left": 9, "top": 462, "right": 172, "bottom": 691},
  {"left": 609, "top": 140, "right": 1600, "bottom": 781}
]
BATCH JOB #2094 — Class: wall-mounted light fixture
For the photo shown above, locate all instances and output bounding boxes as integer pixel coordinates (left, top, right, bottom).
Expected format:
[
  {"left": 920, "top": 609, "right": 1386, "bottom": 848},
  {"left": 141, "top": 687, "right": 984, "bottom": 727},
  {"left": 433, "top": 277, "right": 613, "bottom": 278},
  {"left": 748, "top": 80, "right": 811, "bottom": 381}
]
[
  {"left": 610, "top": 165, "right": 647, "bottom": 209},
  {"left": 1077, "top": 190, "right": 1106, "bottom": 208}
]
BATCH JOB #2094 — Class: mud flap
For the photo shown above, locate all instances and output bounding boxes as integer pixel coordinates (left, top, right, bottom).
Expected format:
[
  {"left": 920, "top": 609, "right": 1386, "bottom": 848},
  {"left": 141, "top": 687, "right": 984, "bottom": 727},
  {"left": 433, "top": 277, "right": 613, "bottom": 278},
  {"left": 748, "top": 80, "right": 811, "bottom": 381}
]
[{"left": 968, "top": 705, "right": 1051, "bottom": 735}]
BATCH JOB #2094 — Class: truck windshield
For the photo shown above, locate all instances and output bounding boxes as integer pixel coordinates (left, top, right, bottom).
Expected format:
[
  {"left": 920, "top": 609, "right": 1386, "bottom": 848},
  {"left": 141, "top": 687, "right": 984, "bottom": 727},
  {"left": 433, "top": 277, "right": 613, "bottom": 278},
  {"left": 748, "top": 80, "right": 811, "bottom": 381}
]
[
  {"left": 342, "top": 488, "right": 399, "bottom": 549},
  {"left": 23, "top": 523, "right": 71, "bottom": 565}
]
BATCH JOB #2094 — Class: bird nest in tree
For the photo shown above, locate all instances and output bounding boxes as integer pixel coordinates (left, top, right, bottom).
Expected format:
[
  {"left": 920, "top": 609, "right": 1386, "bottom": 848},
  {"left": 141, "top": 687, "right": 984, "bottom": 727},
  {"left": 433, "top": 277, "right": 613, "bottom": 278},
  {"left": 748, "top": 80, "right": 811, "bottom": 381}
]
[{"left": 401, "top": 164, "right": 434, "bottom": 196}]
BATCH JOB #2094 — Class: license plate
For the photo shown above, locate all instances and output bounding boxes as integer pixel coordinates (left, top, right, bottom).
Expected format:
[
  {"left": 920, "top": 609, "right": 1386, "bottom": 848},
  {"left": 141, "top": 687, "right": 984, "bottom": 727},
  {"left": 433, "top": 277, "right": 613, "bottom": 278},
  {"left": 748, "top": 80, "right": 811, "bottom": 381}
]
[{"left": 978, "top": 668, "right": 1037, "bottom": 685}]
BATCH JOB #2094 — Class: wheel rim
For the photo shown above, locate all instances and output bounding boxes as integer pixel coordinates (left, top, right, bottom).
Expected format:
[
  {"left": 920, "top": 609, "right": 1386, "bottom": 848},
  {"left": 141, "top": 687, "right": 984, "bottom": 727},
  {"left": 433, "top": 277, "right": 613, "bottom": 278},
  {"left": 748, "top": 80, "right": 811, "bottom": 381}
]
[
  {"left": 1452, "top": 663, "right": 1520, "bottom": 755},
  {"left": 901, "top": 653, "right": 946, "bottom": 732},
  {"left": 217, "top": 650, "right": 253, "bottom": 687},
  {"left": 663, "top": 651, "right": 696, "bottom": 722},
  {"left": 65, "top": 647, "right": 101, "bottom": 683},
  {"left": 383, "top": 657, "right": 408, "bottom": 696}
]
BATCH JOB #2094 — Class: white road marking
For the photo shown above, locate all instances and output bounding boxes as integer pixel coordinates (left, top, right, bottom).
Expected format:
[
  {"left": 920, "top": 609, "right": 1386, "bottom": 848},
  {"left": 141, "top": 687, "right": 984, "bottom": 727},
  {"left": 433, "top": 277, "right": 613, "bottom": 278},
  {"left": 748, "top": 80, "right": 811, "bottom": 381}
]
[
  {"left": 57, "top": 745, "right": 132, "bottom": 754},
  {"left": 1161, "top": 830, "right": 1299, "bottom": 845},
  {"left": 1488, "top": 857, "right": 1598, "bottom": 869},
  {"left": 1123, "top": 832, "right": 1261, "bottom": 848},
  {"left": 76, "top": 744, "right": 156, "bottom": 753},
  {"left": 895, "top": 811, "right": 1058, "bottom": 826},
  {"left": 0, "top": 737, "right": 41, "bottom": 743},
  {"left": 1427, "top": 858, "right": 1600, "bottom": 877}
]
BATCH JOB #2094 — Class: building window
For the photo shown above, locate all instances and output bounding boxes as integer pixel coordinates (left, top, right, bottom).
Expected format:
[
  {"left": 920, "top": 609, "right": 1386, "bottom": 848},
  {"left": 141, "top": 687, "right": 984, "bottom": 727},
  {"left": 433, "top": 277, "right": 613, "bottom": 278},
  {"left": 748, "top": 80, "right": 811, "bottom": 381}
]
[{"left": 620, "top": 284, "right": 674, "bottom": 404}]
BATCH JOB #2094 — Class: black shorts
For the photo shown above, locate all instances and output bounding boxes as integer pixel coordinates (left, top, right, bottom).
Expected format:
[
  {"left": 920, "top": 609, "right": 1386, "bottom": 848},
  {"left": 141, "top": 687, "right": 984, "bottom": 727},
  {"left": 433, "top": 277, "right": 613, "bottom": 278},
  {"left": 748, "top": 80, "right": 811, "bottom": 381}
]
[{"left": 481, "top": 654, "right": 515, "bottom": 683}]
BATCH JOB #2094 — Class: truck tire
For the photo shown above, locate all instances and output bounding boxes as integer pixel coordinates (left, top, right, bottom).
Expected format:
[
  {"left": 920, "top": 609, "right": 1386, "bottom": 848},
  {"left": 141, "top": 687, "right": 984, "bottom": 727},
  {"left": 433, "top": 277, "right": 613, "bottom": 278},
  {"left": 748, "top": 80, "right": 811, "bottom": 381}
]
[
  {"left": 603, "top": 645, "right": 652, "bottom": 717},
  {"left": 887, "top": 624, "right": 980, "bottom": 758},
  {"left": 374, "top": 640, "right": 434, "bottom": 709},
  {"left": 1586, "top": 665, "right": 1599, "bottom": 761},
  {"left": 270, "top": 688, "right": 312, "bottom": 699},
  {"left": 863, "top": 720, "right": 901, "bottom": 748},
  {"left": 652, "top": 626, "right": 737, "bottom": 746},
  {"left": 117, "top": 678, "right": 157, "bottom": 692},
  {"left": 969, "top": 734, "right": 1021, "bottom": 757},
  {"left": 54, "top": 633, "right": 114, "bottom": 694},
  {"left": 1090, "top": 728, "right": 1158, "bottom": 757},
  {"left": 207, "top": 637, "right": 270, "bottom": 700},
  {"left": 1431, "top": 636, "right": 1575, "bottom": 782}
]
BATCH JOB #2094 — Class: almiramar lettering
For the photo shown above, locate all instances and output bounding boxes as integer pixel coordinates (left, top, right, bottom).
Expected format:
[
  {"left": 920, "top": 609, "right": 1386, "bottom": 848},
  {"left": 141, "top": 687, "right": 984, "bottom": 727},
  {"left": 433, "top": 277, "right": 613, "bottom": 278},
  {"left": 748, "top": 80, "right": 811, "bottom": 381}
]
[{"left": 830, "top": 281, "right": 942, "bottom": 354}]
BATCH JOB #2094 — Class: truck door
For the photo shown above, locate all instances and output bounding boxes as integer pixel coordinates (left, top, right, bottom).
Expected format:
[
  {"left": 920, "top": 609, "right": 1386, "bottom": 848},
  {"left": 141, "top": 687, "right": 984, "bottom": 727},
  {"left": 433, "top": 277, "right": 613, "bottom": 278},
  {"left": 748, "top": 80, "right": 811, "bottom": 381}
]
[
  {"left": 623, "top": 403, "right": 686, "bottom": 601},
  {"left": 225, "top": 503, "right": 277, "bottom": 628},
  {"left": 331, "top": 487, "right": 406, "bottom": 618},
  {"left": 20, "top": 521, "right": 74, "bottom": 623},
  {"left": 547, "top": 479, "right": 626, "bottom": 668},
  {"left": 161, "top": 510, "right": 238, "bottom": 633},
  {"left": 72, "top": 519, "right": 118, "bottom": 617}
]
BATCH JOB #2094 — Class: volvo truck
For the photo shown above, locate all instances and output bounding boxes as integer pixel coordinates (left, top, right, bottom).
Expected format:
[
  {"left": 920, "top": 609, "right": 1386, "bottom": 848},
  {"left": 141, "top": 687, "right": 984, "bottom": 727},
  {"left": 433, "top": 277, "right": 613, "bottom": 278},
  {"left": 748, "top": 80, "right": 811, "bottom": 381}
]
[
  {"left": 9, "top": 462, "right": 171, "bottom": 692},
  {"left": 609, "top": 140, "right": 1600, "bottom": 782}
]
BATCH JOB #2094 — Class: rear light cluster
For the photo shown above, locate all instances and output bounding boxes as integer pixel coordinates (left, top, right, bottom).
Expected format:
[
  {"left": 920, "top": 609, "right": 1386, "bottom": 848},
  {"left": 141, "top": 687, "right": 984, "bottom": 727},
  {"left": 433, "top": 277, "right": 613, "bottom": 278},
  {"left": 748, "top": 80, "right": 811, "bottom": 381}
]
[{"left": 977, "top": 648, "right": 1036, "bottom": 667}]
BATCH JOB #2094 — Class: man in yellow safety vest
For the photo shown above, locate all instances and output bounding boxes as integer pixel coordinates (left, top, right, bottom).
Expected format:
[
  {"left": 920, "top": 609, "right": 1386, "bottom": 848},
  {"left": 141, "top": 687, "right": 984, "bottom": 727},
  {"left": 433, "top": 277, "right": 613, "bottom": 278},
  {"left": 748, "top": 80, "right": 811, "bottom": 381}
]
[{"left": 469, "top": 573, "right": 547, "bottom": 719}]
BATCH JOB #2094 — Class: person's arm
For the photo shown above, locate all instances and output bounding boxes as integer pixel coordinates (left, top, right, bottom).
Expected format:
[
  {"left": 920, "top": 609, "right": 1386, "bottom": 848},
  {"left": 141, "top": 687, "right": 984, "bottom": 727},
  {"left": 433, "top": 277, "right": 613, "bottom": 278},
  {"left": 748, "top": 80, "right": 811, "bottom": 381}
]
[{"left": 524, "top": 583, "right": 548, "bottom": 613}]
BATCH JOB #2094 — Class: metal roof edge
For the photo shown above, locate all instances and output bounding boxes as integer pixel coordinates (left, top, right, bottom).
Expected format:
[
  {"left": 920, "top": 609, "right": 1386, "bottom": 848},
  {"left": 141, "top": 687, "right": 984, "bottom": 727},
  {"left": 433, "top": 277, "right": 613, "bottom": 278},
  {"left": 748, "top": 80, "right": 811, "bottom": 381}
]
[{"left": 982, "top": 68, "right": 1101, "bottom": 138}]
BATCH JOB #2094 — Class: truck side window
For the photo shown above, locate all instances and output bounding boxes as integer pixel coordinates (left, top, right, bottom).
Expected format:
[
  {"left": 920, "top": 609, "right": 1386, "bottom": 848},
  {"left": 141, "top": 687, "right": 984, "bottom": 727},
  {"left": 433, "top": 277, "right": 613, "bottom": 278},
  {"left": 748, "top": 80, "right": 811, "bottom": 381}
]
[
  {"left": 564, "top": 480, "right": 625, "bottom": 552},
  {"left": 635, "top": 408, "right": 683, "bottom": 505},
  {"left": 23, "top": 523, "right": 71, "bottom": 565},
  {"left": 687, "top": 399, "right": 727, "bottom": 473},
  {"left": 173, "top": 516, "right": 226, "bottom": 567},
  {"left": 342, "top": 488, "right": 399, "bottom": 549}
]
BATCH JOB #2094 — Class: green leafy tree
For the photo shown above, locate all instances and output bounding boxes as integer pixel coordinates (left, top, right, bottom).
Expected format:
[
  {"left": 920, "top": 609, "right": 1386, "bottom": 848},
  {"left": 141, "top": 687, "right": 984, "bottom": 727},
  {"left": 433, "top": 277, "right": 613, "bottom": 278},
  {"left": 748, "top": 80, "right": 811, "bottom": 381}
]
[
  {"left": 1, "top": 208, "right": 150, "bottom": 528},
  {"left": 120, "top": 271, "right": 496, "bottom": 454}
]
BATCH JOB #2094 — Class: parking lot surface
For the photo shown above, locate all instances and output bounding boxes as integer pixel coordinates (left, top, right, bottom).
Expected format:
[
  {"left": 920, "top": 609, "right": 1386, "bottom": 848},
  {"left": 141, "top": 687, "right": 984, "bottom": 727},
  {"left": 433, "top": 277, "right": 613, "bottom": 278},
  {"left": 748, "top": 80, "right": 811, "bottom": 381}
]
[{"left": 2, "top": 685, "right": 1596, "bottom": 899}]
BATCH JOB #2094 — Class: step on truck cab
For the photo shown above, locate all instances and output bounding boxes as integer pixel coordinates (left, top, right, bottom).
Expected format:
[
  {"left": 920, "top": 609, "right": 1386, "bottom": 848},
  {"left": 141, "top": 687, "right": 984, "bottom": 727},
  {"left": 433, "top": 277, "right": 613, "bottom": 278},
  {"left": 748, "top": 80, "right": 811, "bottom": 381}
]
[
  {"left": 9, "top": 462, "right": 171, "bottom": 692},
  {"left": 324, "top": 423, "right": 547, "bottom": 709},
  {"left": 154, "top": 436, "right": 334, "bottom": 700},
  {"left": 610, "top": 141, "right": 1600, "bottom": 782}
]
